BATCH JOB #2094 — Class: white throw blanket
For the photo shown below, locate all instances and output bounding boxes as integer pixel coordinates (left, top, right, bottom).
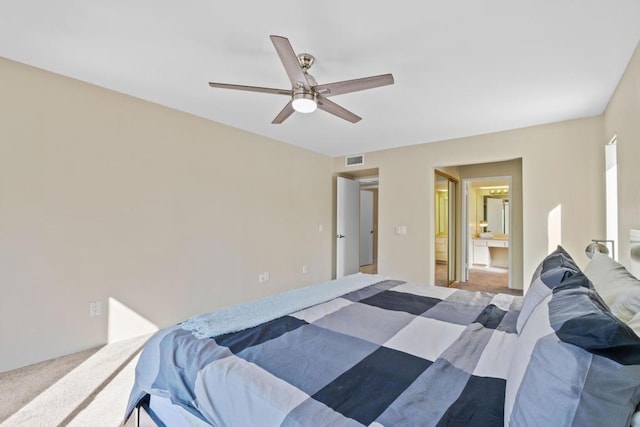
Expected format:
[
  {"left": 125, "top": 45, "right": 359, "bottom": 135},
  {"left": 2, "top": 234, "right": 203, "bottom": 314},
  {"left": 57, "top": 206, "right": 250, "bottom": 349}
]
[{"left": 181, "top": 273, "right": 386, "bottom": 339}]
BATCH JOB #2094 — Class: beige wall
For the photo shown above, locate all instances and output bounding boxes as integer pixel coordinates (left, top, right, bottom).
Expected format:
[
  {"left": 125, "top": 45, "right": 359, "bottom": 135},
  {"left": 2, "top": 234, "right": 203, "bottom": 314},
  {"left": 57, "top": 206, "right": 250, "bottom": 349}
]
[
  {"left": 604, "top": 42, "right": 640, "bottom": 268},
  {"left": 334, "top": 116, "right": 605, "bottom": 288},
  {"left": 0, "top": 58, "right": 333, "bottom": 372}
]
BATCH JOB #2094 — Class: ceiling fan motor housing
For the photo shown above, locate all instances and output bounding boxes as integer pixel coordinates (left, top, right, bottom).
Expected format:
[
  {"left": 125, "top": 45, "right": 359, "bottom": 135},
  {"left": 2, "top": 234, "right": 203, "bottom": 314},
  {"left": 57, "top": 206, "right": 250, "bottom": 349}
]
[{"left": 297, "top": 53, "right": 314, "bottom": 70}]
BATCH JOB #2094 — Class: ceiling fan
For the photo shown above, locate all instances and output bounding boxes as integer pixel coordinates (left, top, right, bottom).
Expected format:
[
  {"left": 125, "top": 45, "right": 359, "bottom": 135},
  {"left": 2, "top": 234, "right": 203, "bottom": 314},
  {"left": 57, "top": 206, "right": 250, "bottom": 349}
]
[{"left": 208, "top": 35, "right": 394, "bottom": 124}]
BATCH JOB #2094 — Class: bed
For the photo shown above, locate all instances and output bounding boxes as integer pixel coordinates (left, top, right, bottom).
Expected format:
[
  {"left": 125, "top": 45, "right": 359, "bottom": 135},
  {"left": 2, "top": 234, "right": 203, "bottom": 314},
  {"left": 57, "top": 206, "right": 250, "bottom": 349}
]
[{"left": 125, "top": 247, "right": 640, "bottom": 426}]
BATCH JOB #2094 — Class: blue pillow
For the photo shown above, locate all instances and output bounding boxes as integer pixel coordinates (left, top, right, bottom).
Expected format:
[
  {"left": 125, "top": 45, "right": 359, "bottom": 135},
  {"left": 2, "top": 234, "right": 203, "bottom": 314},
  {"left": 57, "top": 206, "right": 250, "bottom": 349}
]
[{"left": 516, "top": 245, "right": 581, "bottom": 333}]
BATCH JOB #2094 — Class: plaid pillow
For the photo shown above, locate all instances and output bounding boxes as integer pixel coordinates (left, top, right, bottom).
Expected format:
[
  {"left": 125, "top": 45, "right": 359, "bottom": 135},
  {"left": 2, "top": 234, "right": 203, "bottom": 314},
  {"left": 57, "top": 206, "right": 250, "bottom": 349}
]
[
  {"left": 505, "top": 273, "right": 640, "bottom": 426},
  {"left": 516, "top": 245, "right": 581, "bottom": 333}
]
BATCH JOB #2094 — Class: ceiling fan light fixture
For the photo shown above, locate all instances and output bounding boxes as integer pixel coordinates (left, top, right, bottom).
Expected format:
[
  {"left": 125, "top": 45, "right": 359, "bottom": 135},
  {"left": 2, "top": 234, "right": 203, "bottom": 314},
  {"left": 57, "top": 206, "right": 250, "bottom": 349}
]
[{"left": 292, "top": 92, "right": 317, "bottom": 113}]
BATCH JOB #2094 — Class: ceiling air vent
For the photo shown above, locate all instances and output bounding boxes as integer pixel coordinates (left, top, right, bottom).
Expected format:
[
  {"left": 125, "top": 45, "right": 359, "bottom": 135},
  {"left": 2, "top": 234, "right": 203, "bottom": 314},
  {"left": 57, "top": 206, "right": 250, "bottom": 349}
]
[{"left": 345, "top": 154, "right": 364, "bottom": 167}]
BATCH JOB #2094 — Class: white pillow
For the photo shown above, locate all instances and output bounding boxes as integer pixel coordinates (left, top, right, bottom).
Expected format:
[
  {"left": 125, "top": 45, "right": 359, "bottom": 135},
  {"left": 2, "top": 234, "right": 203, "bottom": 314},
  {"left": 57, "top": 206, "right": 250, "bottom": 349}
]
[
  {"left": 583, "top": 251, "right": 640, "bottom": 307},
  {"left": 628, "top": 310, "right": 640, "bottom": 338},
  {"left": 610, "top": 290, "right": 640, "bottom": 323}
]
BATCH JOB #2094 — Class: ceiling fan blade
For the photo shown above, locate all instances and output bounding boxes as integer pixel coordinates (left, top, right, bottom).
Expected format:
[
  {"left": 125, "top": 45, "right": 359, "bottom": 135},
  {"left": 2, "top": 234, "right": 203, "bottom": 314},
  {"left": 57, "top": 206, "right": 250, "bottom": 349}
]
[
  {"left": 272, "top": 100, "right": 295, "bottom": 124},
  {"left": 209, "top": 82, "right": 291, "bottom": 96},
  {"left": 270, "top": 35, "right": 310, "bottom": 90},
  {"left": 313, "top": 73, "right": 394, "bottom": 98},
  {"left": 317, "top": 98, "right": 361, "bottom": 123}
]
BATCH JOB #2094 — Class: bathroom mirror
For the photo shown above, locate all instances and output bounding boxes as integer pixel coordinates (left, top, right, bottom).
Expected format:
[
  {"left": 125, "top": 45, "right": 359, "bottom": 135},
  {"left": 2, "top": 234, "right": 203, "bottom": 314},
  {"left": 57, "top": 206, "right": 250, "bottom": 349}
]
[{"left": 484, "top": 195, "right": 509, "bottom": 234}]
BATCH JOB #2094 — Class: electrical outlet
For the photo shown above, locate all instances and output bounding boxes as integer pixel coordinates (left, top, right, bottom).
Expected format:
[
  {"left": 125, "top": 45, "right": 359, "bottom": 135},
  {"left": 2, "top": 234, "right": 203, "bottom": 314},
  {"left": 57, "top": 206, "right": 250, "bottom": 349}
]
[
  {"left": 302, "top": 265, "right": 308, "bottom": 274},
  {"left": 258, "top": 272, "right": 270, "bottom": 283},
  {"left": 89, "top": 301, "right": 101, "bottom": 317}
]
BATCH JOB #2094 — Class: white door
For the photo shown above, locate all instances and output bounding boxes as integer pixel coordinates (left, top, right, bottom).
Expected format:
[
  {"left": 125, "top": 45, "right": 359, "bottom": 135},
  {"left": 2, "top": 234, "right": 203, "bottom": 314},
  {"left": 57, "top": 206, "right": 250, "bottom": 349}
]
[
  {"left": 360, "top": 190, "right": 374, "bottom": 266},
  {"left": 337, "top": 177, "right": 360, "bottom": 278}
]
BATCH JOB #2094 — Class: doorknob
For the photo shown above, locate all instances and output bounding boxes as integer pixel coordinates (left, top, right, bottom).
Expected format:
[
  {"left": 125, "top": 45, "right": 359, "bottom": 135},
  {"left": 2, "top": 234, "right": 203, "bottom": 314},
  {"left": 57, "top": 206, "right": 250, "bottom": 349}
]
[{"left": 337, "top": 234, "right": 345, "bottom": 239}]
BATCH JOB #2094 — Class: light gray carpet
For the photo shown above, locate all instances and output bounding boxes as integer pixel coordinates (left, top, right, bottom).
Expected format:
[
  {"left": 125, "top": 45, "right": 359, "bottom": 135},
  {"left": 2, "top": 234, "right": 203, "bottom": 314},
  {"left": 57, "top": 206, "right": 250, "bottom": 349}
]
[{"left": 0, "top": 334, "right": 150, "bottom": 427}]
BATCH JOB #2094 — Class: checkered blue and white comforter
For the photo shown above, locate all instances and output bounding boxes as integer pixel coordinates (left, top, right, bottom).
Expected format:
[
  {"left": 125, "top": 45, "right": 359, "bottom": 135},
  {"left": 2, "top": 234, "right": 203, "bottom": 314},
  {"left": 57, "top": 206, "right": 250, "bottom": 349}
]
[{"left": 126, "top": 278, "right": 522, "bottom": 426}]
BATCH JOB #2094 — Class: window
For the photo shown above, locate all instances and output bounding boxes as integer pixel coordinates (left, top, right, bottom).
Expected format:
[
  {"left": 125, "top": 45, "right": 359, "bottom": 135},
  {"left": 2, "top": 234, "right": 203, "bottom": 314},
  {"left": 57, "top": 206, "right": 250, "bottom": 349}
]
[{"left": 605, "top": 135, "right": 618, "bottom": 260}]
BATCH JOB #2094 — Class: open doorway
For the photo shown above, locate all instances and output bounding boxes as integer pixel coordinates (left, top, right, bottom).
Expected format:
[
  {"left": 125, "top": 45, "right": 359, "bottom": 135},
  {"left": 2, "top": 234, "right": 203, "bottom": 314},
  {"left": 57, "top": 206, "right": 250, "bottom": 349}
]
[
  {"left": 434, "top": 158, "right": 522, "bottom": 293},
  {"left": 462, "top": 177, "right": 512, "bottom": 290},
  {"left": 335, "top": 170, "right": 379, "bottom": 278},
  {"left": 359, "top": 177, "right": 378, "bottom": 274}
]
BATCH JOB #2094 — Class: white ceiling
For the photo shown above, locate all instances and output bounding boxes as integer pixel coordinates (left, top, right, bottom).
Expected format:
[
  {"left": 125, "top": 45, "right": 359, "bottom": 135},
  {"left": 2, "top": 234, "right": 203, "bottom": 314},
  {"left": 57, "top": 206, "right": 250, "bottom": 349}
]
[{"left": 2, "top": 1, "right": 640, "bottom": 157}]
